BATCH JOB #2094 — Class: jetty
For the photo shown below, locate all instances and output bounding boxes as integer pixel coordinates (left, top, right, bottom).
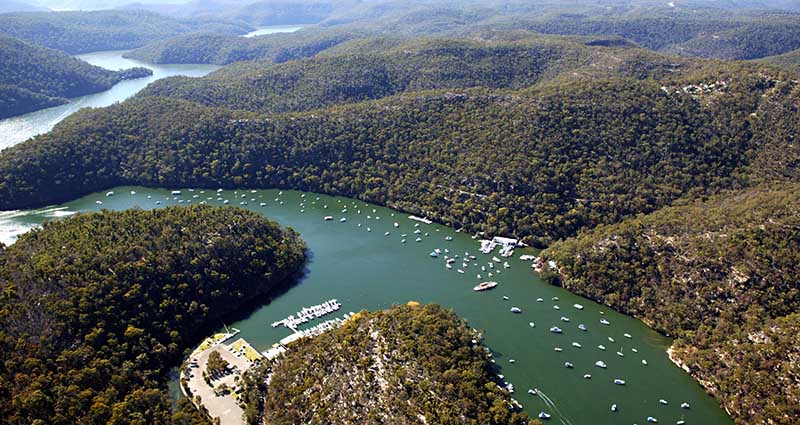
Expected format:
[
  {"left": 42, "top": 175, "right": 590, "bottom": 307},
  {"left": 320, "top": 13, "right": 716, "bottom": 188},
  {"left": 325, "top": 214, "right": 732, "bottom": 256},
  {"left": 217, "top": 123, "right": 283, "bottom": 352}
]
[{"left": 271, "top": 299, "right": 341, "bottom": 331}]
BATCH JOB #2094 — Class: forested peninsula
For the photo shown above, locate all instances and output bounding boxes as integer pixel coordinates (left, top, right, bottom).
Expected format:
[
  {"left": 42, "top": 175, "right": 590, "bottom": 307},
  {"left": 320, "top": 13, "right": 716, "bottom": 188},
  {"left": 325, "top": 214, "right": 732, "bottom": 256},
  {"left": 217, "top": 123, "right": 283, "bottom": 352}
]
[
  {"left": 0, "top": 34, "right": 152, "bottom": 118},
  {"left": 541, "top": 185, "right": 800, "bottom": 423},
  {"left": 256, "top": 303, "right": 534, "bottom": 425},
  {"left": 0, "top": 206, "right": 306, "bottom": 424}
]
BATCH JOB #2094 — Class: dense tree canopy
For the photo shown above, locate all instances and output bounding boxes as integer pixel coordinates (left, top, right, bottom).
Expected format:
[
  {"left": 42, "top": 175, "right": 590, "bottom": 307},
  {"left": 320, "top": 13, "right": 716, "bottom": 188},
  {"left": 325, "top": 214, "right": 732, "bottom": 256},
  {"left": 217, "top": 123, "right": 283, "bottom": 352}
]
[
  {"left": 541, "top": 185, "right": 800, "bottom": 424},
  {"left": 0, "top": 206, "right": 306, "bottom": 424},
  {"left": 0, "top": 56, "right": 796, "bottom": 247},
  {"left": 263, "top": 303, "right": 535, "bottom": 424},
  {"left": 0, "top": 34, "right": 152, "bottom": 118}
]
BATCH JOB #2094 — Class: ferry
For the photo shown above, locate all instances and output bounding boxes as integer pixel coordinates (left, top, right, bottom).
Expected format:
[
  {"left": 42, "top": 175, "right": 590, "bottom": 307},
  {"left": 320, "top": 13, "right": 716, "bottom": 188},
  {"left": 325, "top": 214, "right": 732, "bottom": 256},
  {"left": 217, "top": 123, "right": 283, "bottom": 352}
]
[{"left": 473, "top": 281, "right": 498, "bottom": 291}]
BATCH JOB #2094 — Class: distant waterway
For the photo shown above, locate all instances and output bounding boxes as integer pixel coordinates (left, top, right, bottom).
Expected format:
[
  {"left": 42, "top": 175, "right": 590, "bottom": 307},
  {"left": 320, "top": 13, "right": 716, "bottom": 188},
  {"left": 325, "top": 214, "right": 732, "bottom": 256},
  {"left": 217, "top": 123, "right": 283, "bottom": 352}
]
[
  {"left": 0, "top": 187, "right": 733, "bottom": 425},
  {"left": 0, "top": 51, "right": 219, "bottom": 150},
  {"left": 242, "top": 25, "right": 303, "bottom": 37}
]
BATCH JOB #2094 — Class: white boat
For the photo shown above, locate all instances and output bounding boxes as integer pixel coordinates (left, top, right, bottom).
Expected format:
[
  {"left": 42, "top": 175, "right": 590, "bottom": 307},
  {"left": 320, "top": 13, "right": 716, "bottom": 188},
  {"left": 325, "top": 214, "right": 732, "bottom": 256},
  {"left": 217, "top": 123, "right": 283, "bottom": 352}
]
[
  {"left": 598, "top": 345, "right": 606, "bottom": 350},
  {"left": 492, "top": 257, "right": 501, "bottom": 263},
  {"left": 578, "top": 323, "right": 587, "bottom": 331},
  {"left": 600, "top": 319, "right": 610, "bottom": 325},
  {"left": 510, "top": 307, "right": 522, "bottom": 313},
  {"left": 554, "top": 347, "right": 563, "bottom": 352},
  {"left": 105, "top": 191, "right": 114, "bottom": 197},
  {"left": 572, "top": 342, "right": 582, "bottom": 348},
  {"left": 528, "top": 389, "right": 536, "bottom": 395},
  {"left": 473, "top": 281, "right": 498, "bottom": 291},
  {"left": 608, "top": 337, "right": 615, "bottom": 343},
  {"left": 614, "top": 379, "right": 625, "bottom": 385},
  {"left": 616, "top": 351, "right": 624, "bottom": 357},
  {"left": 537, "top": 298, "right": 544, "bottom": 302},
  {"left": 324, "top": 216, "right": 333, "bottom": 221},
  {"left": 573, "top": 303, "right": 584, "bottom": 310},
  {"left": 646, "top": 417, "right": 658, "bottom": 423},
  {"left": 596, "top": 361, "right": 607, "bottom": 368},
  {"left": 631, "top": 348, "right": 638, "bottom": 353},
  {"left": 624, "top": 333, "right": 632, "bottom": 338},
  {"left": 529, "top": 322, "right": 535, "bottom": 328},
  {"left": 445, "top": 236, "right": 453, "bottom": 241},
  {"left": 339, "top": 217, "right": 347, "bottom": 222},
  {"left": 415, "top": 237, "right": 422, "bottom": 242},
  {"left": 430, "top": 251, "right": 439, "bottom": 258},
  {"left": 95, "top": 200, "right": 103, "bottom": 205},
  {"left": 641, "top": 359, "right": 648, "bottom": 365},
  {"left": 564, "top": 362, "right": 573, "bottom": 368},
  {"left": 611, "top": 404, "right": 618, "bottom": 412},
  {"left": 659, "top": 399, "right": 668, "bottom": 405},
  {"left": 384, "top": 231, "right": 390, "bottom": 236},
  {"left": 584, "top": 374, "right": 592, "bottom": 379},
  {"left": 538, "top": 412, "right": 551, "bottom": 420},
  {"left": 520, "top": 255, "right": 536, "bottom": 261},
  {"left": 553, "top": 305, "right": 561, "bottom": 310},
  {"left": 171, "top": 190, "right": 181, "bottom": 195},
  {"left": 509, "top": 359, "right": 515, "bottom": 363},
  {"left": 394, "top": 222, "right": 399, "bottom": 228},
  {"left": 457, "top": 269, "right": 464, "bottom": 274},
  {"left": 560, "top": 316, "right": 570, "bottom": 322},
  {"left": 550, "top": 326, "right": 562, "bottom": 334},
  {"left": 502, "top": 296, "right": 509, "bottom": 300},
  {"left": 680, "top": 402, "right": 690, "bottom": 409}
]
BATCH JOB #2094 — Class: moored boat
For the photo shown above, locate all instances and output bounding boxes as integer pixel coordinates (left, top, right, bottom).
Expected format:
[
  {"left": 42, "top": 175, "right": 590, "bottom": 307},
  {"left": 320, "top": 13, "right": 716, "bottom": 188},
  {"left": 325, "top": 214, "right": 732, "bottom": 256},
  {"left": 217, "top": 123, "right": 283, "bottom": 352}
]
[{"left": 473, "top": 281, "right": 498, "bottom": 291}]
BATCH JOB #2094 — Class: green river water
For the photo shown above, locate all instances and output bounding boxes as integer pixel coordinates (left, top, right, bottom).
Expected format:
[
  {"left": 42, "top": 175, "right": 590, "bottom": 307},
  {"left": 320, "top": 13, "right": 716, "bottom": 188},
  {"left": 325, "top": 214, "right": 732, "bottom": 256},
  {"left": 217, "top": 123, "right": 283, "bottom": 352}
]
[{"left": 0, "top": 187, "right": 733, "bottom": 425}]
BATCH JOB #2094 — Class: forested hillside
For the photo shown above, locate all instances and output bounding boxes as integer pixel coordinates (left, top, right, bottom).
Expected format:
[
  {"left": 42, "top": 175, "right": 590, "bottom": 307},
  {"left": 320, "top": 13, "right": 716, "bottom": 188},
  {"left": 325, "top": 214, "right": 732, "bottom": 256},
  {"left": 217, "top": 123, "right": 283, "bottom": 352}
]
[
  {"left": 540, "top": 185, "right": 800, "bottom": 423},
  {"left": 0, "top": 205, "right": 306, "bottom": 424},
  {"left": 759, "top": 48, "right": 800, "bottom": 74},
  {"left": 0, "top": 10, "right": 250, "bottom": 54},
  {"left": 0, "top": 59, "right": 795, "bottom": 248},
  {"left": 0, "top": 34, "right": 152, "bottom": 118},
  {"left": 261, "top": 303, "right": 534, "bottom": 424},
  {"left": 124, "top": 3, "right": 800, "bottom": 65},
  {"left": 123, "top": 26, "right": 360, "bottom": 65},
  {"left": 136, "top": 35, "right": 699, "bottom": 114}
]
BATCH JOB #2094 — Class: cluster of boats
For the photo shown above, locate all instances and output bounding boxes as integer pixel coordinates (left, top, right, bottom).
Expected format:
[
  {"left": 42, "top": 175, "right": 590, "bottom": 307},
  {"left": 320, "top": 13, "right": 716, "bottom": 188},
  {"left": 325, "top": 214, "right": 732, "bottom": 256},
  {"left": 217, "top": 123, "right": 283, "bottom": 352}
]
[{"left": 271, "top": 299, "right": 341, "bottom": 330}]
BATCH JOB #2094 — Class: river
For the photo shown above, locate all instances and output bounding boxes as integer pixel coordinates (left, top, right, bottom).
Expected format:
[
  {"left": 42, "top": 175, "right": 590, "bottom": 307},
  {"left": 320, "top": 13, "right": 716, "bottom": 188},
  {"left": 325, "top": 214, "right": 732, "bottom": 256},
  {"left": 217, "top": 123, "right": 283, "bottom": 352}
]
[
  {"left": 0, "top": 187, "right": 733, "bottom": 425},
  {"left": 0, "top": 25, "right": 304, "bottom": 151}
]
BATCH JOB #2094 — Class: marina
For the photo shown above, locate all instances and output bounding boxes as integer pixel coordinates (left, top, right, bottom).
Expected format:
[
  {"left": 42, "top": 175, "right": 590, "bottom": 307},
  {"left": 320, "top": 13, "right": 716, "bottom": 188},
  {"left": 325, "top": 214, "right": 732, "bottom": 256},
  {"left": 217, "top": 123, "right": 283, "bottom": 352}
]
[{"left": 0, "top": 187, "right": 733, "bottom": 425}]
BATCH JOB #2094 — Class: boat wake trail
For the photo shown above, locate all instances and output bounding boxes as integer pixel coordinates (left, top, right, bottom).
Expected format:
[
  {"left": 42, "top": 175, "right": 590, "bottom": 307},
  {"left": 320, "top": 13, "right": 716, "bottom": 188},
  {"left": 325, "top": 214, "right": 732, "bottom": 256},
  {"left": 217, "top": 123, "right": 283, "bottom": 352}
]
[{"left": 536, "top": 389, "right": 574, "bottom": 425}]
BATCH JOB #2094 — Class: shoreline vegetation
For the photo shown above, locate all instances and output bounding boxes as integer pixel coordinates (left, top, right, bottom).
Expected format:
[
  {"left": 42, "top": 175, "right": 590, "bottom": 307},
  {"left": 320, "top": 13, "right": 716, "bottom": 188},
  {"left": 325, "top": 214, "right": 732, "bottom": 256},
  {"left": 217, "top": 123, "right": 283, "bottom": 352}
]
[
  {"left": 259, "top": 303, "right": 535, "bottom": 425},
  {"left": 0, "top": 205, "right": 307, "bottom": 424},
  {"left": 541, "top": 185, "right": 800, "bottom": 423},
  {"left": 0, "top": 34, "right": 153, "bottom": 119}
]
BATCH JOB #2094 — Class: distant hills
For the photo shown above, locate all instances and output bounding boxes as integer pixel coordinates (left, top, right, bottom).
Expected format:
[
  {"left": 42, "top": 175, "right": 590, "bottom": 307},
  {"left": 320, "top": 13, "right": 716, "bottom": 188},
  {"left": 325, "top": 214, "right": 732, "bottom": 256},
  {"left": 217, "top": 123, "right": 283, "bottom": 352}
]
[
  {"left": 0, "top": 34, "right": 152, "bottom": 118},
  {"left": 0, "top": 9, "right": 251, "bottom": 54},
  {"left": 122, "top": 3, "right": 800, "bottom": 65}
]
